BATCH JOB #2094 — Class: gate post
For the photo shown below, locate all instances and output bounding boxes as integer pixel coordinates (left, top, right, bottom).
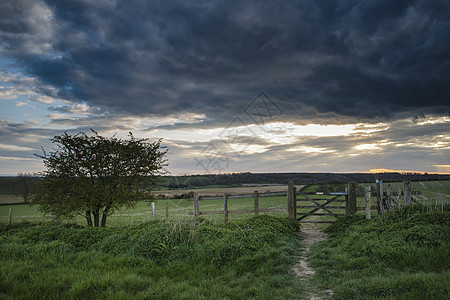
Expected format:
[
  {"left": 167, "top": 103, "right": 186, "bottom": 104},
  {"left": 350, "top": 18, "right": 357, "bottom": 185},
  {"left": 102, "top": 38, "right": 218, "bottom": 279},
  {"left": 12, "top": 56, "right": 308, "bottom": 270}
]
[
  {"left": 287, "top": 181, "right": 296, "bottom": 219},
  {"left": 403, "top": 180, "right": 411, "bottom": 205},
  {"left": 347, "top": 182, "right": 356, "bottom": 216}
]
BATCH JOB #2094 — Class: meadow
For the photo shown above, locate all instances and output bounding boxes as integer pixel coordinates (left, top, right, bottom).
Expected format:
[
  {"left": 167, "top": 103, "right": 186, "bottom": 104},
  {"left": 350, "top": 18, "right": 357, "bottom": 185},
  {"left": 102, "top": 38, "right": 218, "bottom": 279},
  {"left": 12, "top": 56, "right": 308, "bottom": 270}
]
[
  {"left": 1, "top": 180, "right": 449, "bottom": 299},
  {"left": 0, "top": 194, "right": 292, "bottom": 226},
  {"left": 309, "top": 204, "right": 450, "bottom": 299},
  {"left": 1, "top": 180, "right": 449, "bottom": 225}
]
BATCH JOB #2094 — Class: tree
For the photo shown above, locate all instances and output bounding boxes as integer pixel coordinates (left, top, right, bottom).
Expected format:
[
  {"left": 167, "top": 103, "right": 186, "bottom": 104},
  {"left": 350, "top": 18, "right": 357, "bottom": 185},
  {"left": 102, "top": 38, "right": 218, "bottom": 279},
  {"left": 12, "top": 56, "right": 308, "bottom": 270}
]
[
  {"left": 16, "top": 172, "right": 38, "bottom": 204},
  {"left": 32, "top": 130, "right": 168, "bottom": 227}
]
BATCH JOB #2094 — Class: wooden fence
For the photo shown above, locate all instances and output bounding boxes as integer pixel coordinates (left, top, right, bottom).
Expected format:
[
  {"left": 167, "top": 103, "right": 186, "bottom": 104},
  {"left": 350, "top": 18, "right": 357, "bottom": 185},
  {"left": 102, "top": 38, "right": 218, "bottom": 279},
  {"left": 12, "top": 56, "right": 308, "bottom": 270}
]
[
  {"left": 188, "top": 180, "right": 417, "bottom": 224},
  {"left": 190, "top": 191, "right": 286, "bottom": 223},
  {"left": 287, "top": 180, "right": 415, "bottom": 222}
]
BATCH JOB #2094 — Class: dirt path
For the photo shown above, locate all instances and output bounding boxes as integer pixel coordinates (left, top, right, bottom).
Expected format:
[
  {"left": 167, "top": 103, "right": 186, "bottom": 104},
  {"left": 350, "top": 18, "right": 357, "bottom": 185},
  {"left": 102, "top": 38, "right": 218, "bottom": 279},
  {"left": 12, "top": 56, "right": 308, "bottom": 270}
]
[{"left": 292, "top": 223, "right": 334, "bottom": 300}]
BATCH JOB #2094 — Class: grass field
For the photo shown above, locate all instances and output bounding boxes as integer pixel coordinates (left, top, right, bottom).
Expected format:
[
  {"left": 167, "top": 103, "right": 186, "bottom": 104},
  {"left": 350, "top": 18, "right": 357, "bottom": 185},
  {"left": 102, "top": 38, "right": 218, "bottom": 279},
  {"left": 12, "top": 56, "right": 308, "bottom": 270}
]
[
  {"left": 1, "top": 181, "right": 448, "bottom": 226},
  {"left": 0, "top": 215, "right": 305, "bottom": 299},
  {"left": 309, "top": 205, "right": 450, "bottom": 299},
  {"left": 1, "top": 181, "right": 449, "bottom": 299},
  {"left": 153, "top": 184, "right": 293, "bottom": 198},
  {"left": 0, "top": 195, "right": 291, "bottom": 226}
]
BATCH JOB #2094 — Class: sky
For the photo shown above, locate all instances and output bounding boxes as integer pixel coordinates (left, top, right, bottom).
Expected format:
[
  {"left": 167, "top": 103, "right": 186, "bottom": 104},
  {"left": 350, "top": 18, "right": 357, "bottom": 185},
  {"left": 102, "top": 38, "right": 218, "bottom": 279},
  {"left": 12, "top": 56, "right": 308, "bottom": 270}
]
[{"left": 0, "top": 0, "right": 449, "bottom": 176}]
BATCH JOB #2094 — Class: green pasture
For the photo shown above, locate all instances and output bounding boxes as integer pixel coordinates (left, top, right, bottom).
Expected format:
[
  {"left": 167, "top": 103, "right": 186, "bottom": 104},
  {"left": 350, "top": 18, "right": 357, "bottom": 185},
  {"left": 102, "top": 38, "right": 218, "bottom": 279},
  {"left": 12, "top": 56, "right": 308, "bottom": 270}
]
[
  {"left": 2, "top": 180, "right": 448, "bottom": 226},
  {"left": 0, "top": 196, "right": 290, "bottom": 226}
]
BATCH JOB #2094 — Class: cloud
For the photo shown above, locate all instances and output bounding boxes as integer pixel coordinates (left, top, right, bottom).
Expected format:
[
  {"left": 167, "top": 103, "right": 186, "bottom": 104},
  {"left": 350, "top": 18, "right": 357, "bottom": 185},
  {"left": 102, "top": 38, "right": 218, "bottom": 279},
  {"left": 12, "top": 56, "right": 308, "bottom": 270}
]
[{"left": 0, "top": 0, "right": 448, "bottom": 125}]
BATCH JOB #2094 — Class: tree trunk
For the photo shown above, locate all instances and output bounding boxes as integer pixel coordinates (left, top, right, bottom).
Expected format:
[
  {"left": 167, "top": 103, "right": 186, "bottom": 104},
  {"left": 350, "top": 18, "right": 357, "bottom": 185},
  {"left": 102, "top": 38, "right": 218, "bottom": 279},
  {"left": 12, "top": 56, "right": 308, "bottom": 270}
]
[
  {"left": 101, "top": 214, "right": 107, "bottom": 227},
  {"left": 85, "top": 211, "right": 93, "bottom": 227},
  {"left": 93, "top": 210, "right": 100, "bottom": 227},
  {"left": 101, "top": 205, "right": 111, "bottom": 227}
]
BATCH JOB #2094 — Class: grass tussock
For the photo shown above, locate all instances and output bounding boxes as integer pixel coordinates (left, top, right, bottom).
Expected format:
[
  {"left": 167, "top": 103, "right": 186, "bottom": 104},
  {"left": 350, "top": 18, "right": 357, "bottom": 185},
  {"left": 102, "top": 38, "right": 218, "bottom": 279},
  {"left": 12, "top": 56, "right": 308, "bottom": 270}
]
[
  {"left": 309, "top": 204, "right": 450, "bottom": 299},
  {"left": 0, "top": 215, "right": 303, "bottom": 299}
]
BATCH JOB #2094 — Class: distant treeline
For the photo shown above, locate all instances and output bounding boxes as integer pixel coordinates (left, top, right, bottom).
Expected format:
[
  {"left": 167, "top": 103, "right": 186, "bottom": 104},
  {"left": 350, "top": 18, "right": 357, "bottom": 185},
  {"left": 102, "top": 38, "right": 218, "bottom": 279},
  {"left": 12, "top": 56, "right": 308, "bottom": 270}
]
[
  {"left": 159, "top": 172, "right": 450, "bottom": 189},
  {"left": 1, "top": 172, "right": 449, "bottom": 194}
]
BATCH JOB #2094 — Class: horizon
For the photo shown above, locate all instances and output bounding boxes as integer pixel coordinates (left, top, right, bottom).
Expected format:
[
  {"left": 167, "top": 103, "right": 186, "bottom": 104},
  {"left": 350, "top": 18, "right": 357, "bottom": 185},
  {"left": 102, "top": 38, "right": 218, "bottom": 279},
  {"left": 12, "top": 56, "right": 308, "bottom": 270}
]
[{"left": 1, "top": 1, "right": 449, "bottom": 176}]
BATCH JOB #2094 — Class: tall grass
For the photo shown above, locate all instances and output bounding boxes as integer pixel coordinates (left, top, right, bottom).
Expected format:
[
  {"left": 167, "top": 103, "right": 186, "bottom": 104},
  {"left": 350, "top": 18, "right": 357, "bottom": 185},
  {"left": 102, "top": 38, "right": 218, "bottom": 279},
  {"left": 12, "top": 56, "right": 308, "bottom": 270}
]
[
  {"left": 309, "top": 204, "right": 450, "bottom": 299},
  {"left": 0, "top": 215, "right": 304, "bottom": 299}
]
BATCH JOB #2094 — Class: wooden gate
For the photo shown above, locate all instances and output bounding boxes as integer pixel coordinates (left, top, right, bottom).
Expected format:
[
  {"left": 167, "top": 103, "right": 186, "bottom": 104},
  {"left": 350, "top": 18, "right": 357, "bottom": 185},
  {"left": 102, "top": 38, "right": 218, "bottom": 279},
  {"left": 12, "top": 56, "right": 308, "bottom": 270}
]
[{"left": 287, "top": 181, "right": 357, "bottom": 223}]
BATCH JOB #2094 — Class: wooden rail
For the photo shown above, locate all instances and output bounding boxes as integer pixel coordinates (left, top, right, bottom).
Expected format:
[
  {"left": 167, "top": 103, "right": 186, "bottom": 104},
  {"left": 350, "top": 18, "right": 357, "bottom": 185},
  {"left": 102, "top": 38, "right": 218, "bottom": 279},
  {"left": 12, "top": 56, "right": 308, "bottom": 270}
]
[{"left": 191, "top": 191, "right": 287, "bottom": 223}]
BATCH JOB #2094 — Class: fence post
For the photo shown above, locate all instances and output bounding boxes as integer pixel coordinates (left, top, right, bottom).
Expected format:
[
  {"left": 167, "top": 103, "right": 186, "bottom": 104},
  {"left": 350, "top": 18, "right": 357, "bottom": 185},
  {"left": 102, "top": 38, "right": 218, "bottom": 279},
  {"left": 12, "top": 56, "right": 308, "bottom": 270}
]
[
  {"left": 254, "top": 191, "right": 259, "bottom": 216},
  {"left": 365, "top": 185, "right": 371, "bottom": 220},
  {"left": 8, "top": 208, "right": 12, "bottom": 225},
  {"left": 224, "top": 193, "right": 229, "bottom": 224},
  {"left": 396, "top": 187, "right": 402, "bottom": 209},
  {"left": 287, "top": 181, "right": 296, "bottom": 219},
  {"left": 387, "top": 184, "right": 392, "bottom": 209},
  {"left": 165, "top": 202, "right": 169, "bottom": 222},
  {"left": 347, "top": 182, "right": 356, "bottom": 216},
  {"left": 193, "top": 193, "right": 200, "bottom": 219},
  {"left": 151, "top": 202, "right": 156, "bottom": 220},
  {"left": 376, "top": 180, "right": 381, "bottom": 215},
  {"left": 404, "top": 180, "right": 411, "bottom": 205}
]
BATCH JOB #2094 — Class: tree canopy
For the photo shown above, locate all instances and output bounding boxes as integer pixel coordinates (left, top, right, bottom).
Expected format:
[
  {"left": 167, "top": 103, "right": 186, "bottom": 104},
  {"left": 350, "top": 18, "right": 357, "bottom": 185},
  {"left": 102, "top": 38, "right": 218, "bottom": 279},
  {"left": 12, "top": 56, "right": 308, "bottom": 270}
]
[{"left": 32, "top": 130, "right": 167, "bottom": 227}]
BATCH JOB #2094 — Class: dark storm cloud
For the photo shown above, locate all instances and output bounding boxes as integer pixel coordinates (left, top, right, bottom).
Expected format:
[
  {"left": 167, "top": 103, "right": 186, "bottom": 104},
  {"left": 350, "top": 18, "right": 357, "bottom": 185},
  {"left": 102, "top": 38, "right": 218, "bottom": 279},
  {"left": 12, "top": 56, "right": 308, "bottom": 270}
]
[{"left": 1, "top": 0, "right": 449, "bottom": 123}]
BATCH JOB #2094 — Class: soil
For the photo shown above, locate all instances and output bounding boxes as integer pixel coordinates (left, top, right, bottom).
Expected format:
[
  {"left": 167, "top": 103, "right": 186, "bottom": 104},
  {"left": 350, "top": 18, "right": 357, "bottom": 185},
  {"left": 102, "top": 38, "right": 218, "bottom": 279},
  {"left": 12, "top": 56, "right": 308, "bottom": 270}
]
[{"left": 292, "top": 224, "right": 334, "bottom": 300}]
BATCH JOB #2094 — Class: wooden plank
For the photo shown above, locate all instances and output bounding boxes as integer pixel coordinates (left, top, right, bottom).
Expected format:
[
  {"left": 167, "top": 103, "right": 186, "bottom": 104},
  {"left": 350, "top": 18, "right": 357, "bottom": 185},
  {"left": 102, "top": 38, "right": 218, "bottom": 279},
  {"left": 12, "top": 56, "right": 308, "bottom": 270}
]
[
  {"left": 297, "top": 213, "right": 345, "bottom": 217},
  {"left": 259, "top": 208, "right": 287, "bottom": 213},
  {"left": 296, "top": 198, "right": 346, "bottom": 202},
  {"left": 300, "top": 192, "right": 348, "bottom": 196},
  {"left": 297, "top": 198, "right": 338, "bottom": 221},
  {"left": 296, "top": 205, "right": 345, "bottom": 209}
]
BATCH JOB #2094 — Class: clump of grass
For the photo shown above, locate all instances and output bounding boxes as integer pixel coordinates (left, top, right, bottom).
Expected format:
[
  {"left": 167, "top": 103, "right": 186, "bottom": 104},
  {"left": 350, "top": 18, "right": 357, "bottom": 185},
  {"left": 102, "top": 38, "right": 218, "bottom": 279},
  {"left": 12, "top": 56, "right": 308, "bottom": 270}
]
[
  {"left": 0, "top": 215, "right": 304, "bottom": 299},
  {"left": 309, "top": 204, "right": 450, "bottom": 299}
]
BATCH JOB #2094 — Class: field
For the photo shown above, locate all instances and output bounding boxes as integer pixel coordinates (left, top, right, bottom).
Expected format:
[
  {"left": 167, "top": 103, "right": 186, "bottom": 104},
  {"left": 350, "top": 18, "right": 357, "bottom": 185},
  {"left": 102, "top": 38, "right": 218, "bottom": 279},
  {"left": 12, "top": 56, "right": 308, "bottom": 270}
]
[
  {"left": 1, "top": 195, "right": 292, "bottom": 226},
  {"left": 0, "top": 184, "right": 302, "bottom": 226},
  {"left": 153, "top": 184, "right": 291, "bottom": 198},
  {"left": 1, "top": 180, "right": 449, "bottom": 299},
  {"left": 0, "top": 216, "right": 304, "bottom": 299},
  {"left": 2, "top": 181, "right": 449, "bottom": 226},
  {"left": 309, "top": 205, "right": 450, "bottom": 299}
]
